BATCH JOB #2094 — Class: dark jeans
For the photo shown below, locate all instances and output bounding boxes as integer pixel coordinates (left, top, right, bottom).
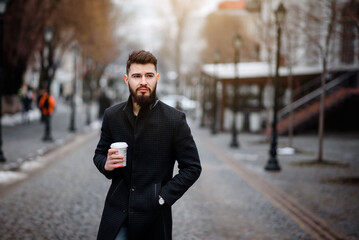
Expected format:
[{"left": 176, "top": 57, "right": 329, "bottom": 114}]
[{"left": 115, "top": 226, "right": 128, "bottom": 240}]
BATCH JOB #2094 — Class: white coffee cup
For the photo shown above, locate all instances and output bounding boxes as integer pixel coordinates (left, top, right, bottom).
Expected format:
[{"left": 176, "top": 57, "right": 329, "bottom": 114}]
[{"left": 110, "top": 142, "right": 128, "bottom": 167}]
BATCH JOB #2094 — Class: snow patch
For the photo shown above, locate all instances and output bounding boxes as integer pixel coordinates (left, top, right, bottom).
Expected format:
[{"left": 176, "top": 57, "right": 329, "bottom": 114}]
[
  {"left": 20, "top": 159, "right": 46, "bottom": 172},
  {"left": 0, "top": 171, "right": 27, "bottom": 184},
  {"left": 278, "top": 147, "right": 295, "bottom": 155},
  {"left": 1, "top": 109, "right": 41, "bottom": 126}
]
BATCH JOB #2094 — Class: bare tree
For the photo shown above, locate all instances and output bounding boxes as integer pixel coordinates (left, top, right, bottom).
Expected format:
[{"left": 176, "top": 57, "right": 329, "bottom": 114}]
[
  {"left": 3, "top": 0, "right": 62, "bottom": 95},
  {"left": 47, "top": 0, "right": 119, "bottom": 89},
  {"left": 154, "top": 0, "right": 203, "bottom": 94},
  {"left": 170, "top": 0, "right": 195, "bottom": 92},
  {"left": 316, "top": 0, "right": 338, "bottom": 162},
  {"left": 3, "top": 0, "right": 119, "bottom": 95},
  {"left": 282, "top": 3, "right": 307, "bottom": 148},
  {"left": 299, "top": 0, "right": 340, "bottom": 162}
]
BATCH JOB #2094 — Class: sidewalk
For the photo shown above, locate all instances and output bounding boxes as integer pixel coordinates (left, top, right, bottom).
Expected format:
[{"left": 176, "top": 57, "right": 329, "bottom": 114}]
[
  {"left": 0, "top": 99, "right": 99, "bottom": 173},
  {"left": 192, "top": 121, "right": 359, "bottom": 240}
]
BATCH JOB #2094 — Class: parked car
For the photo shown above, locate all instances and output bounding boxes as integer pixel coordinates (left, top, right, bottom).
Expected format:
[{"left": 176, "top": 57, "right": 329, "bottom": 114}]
[{"left": 161, "top": 95, "right": 198, "bottom": 116}]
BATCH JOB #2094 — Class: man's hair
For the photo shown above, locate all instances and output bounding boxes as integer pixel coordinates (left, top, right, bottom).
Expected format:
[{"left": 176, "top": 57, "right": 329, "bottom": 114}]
[{"left": 126, "top": 50, "right": 157, "bottom": 74}]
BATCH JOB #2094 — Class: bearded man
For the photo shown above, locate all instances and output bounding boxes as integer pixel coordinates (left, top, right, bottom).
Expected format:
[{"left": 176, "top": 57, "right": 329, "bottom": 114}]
[{"left": 93, "top": 50, "right": 202, "bottom": 240}]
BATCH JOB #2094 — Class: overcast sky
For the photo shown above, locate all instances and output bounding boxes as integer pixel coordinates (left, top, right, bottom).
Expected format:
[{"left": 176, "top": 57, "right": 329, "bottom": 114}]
[
  {"left": 112, "top": 0, "right": 224, "bottom": 51},
  {"left": 108, "top": 0, "right": 227, "bottom": 94}
]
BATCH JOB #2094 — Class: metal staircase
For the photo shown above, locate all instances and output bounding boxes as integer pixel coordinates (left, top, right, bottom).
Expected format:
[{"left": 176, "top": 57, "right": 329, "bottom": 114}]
[{"left": 274, "top": 71, "right": 358, "bottom": 135}]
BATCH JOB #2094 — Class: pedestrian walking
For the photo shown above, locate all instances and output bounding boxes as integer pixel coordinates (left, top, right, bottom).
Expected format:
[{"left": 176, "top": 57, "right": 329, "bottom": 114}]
[
  {"left": 93, "top": 50, "right": 202, "bottom": 240},
  {"left": 21, "top": 86, "right": 33, "bottom": 124}
]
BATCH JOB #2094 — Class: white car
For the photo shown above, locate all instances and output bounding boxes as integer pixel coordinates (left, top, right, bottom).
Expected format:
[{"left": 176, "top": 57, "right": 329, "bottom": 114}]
[{"left": 161, "top": 95, "right": 197, "bottom": 112}]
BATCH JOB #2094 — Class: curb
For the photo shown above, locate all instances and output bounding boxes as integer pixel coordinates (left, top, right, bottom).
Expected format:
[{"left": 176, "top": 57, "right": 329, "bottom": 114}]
[
  {"left": 0, "top": 127, "right": 99, "bottom": 187},
  {"left": 0, "top": 134, "right": 74, "bottom": 172}
]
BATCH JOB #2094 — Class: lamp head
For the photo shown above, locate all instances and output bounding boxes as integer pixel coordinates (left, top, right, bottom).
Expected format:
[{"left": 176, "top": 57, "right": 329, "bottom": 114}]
[
  {"left": 44, "top": 26, "right": 54, "bottom": 43},
  {"left": 275, "top": 2, "right": 286, "bottom": 26}
]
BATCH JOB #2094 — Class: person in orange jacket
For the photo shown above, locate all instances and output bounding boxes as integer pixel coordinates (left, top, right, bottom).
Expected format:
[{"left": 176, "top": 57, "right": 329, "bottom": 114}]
[
  {"left": 38, "top": 92, "right": 56, "bottom": 116},
  {"left": 38, "top": 91, "right": 56, "bottom": 141}
]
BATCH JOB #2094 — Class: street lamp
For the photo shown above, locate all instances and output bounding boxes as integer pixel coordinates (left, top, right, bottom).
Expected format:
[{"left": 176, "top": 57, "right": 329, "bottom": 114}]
[
  {"left": 0, "top": 0, "right": 8, "bottom": 162},
  {"left": 44, "top": 26, "right": 53, "bottom": 93},
  {"left": 212, "top": 49, "right": 220, "bottom": 134},
  {"left": 200, "top": 74, "right": 206, "bottom": 128},
  {"left": 230, "top": 33, "right": 241, "bottom": 148},
  {"left": 42, "top": 26, "right": 54, "bottom": 141},
  {"left": 86, "top": 57, "right": 93, "bottom": 126},
  {"left": 265, "top": 2, "right": 286, "bottom": 171},
  {"left": 69, "top": 45, "right": 77, "bottom": 132}
]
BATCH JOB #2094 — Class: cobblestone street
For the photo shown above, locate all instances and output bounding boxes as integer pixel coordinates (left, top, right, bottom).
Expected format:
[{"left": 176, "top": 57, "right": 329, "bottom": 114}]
[
  {"left": 172, "top": 134, "right": 311, "bottom": 240},
  {"left": 0, "top": 119, "right": 358, "bottom": 239},
  {"left": 0, "top": 123, "right": 311, "bottom": 240},
  {"left": 0, "top": 135, "right": 106, "bottom": 239}
]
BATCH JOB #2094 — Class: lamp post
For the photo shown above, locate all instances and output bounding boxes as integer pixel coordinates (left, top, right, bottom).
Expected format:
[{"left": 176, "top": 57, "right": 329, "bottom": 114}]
[
  {"left": 265, "top": 2, "right": 286, "bottom": 171},
  {"left": 44, "top": 27, "right": 53, "bottom": 93},
  {"left": 212, "top": 49, "right": 220, "bottom": 134},
  {"left": 42, "top": 26, "right": 54, "bottom": 142},
  {"left": 86, "top": 57, "right": 92, "bottom": 126},
  {"left": 0, "top": 0, "right": 8, "bottom": 162},
  {"left": 69, "top": 45, "right": 77, "bottom": 132},
  {"left": 200, "top": 74, "right": 206, "bottom": 128},
  {"left": 230, "top": 33, "right": 241, "bottom": 148}
]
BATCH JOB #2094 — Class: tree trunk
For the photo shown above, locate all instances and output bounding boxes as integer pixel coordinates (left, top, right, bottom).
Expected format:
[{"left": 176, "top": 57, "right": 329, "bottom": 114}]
[
  {"left": 175, "top": 23, "right": 183, "bottom": 94},
  {"left": 317, "top": 60, "right": 327, "bottom": 162},
  {"left": 288, "top": 71, "right": 294, "bottom": 148}
]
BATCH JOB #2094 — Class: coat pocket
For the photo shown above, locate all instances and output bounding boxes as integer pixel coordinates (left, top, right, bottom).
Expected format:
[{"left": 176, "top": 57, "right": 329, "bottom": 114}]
[{"left": 153, "top": 183, "right": 162, "bottom": 207}]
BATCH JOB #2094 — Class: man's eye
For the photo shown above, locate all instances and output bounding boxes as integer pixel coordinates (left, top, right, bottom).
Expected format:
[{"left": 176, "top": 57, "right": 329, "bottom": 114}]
[
  {"left": 133, "top": 75, "right": 141, "bottom": 78},
  {"left": 146, "top": 74, "right": 154, "bottom": 78}
]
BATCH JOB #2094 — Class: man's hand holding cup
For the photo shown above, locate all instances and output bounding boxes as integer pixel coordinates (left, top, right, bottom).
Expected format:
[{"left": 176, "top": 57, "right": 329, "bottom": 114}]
[{"left": 105, "top": 142, "right": 128, "bottom": 171}]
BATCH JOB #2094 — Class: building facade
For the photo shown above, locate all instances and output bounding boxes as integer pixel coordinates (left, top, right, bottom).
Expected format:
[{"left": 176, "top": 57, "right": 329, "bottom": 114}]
[{"left": 201, "top": 0, "right": 359, "bottom": 134}]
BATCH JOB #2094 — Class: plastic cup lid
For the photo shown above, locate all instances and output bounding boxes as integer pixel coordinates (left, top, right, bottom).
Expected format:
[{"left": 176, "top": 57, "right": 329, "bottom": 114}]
[{"left": 111, "top": 142, "right": 128, "bottom": 149}]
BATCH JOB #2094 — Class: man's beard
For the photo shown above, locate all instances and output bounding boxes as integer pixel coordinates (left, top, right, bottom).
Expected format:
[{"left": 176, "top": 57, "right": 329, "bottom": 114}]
[{"left": 129, "top": 84, "right": 157, "bottom": 107}]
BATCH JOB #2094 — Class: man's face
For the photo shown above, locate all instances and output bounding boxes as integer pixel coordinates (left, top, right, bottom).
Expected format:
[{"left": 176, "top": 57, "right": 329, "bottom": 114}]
[{"left": 124, "top": 63, "right": 159, "bottom": 107}]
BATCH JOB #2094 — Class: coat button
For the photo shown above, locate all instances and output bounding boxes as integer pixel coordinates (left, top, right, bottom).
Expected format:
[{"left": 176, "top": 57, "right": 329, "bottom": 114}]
[
  {"left": 131, "top": 186, "right": 136, "bottom": 192},
  {"left": 122, "top": 209, "right": 127, "bottom": 213}
]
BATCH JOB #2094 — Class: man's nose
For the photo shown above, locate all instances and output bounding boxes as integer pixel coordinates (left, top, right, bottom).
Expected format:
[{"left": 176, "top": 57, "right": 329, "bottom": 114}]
[{"left": 140, "top": 75, "right": 147, "bottom": 85}]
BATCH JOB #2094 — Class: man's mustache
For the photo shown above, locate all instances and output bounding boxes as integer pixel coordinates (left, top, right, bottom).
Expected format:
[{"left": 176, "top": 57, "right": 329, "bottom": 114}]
[{"left": 136, "top": 87, "right": 151, "bottom": 92}]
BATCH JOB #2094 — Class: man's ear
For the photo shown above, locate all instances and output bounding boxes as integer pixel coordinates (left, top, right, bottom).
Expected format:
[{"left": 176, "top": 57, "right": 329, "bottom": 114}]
[{"left": 124, "top": 74, "right": 129, "bottom": 86}]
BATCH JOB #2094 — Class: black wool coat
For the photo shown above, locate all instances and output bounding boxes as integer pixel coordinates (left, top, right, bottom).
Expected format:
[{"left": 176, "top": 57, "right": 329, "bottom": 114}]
[{"left": 93, "top": 97, "right": 202, "bottom": 240}]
